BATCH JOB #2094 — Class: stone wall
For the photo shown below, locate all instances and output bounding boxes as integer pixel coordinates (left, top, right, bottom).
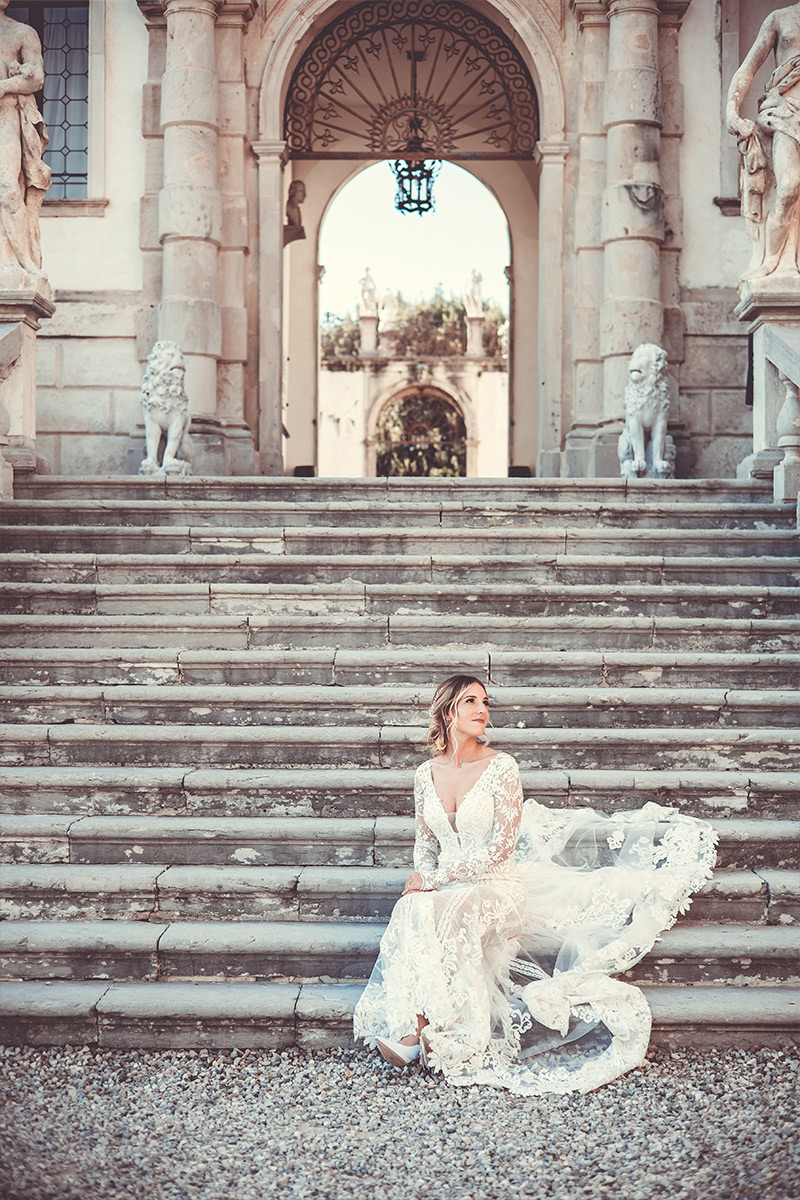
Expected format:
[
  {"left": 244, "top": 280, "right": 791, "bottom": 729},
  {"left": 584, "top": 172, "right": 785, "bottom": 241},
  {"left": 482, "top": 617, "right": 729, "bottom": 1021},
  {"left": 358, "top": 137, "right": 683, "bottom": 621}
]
[{"left": 34, "top": 296, "right": 142, "bottom": 475}]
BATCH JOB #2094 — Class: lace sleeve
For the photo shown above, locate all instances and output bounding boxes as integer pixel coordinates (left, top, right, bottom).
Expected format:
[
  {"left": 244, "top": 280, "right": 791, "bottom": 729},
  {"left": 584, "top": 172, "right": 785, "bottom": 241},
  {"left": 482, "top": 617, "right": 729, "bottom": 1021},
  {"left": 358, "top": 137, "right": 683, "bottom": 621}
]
[
  {"left": 412, "top": 766, "right": 440, "bottom": 879},
  {"left": 419, "top": 755, "right": 523, "bottom": 890}
]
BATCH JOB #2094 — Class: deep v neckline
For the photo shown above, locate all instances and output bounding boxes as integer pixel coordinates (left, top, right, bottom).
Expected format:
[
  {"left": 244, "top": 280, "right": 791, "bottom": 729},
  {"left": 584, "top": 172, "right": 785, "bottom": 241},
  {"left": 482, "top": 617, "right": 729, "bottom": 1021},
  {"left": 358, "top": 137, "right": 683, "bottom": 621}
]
[{"left": 427, "top": 752, "right": 504, "bottom": 817}]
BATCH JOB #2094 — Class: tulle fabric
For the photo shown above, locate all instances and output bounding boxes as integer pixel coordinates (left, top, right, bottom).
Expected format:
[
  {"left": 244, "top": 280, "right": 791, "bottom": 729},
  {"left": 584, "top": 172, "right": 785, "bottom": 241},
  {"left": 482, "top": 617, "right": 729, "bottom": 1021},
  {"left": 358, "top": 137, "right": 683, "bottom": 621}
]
[{"left": 353, "top": 752, "right": 717, "bottom": 1095}]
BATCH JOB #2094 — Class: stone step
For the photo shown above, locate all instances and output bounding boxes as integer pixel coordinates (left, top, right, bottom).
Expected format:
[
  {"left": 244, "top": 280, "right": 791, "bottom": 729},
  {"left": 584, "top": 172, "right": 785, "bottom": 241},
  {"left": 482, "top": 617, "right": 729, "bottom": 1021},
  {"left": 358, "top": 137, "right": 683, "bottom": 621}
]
[
  {"left": 12, "top": 475, "right": 775, "bottom": 505},
  {"left": 2, "top": 523, "right": 797, "bottom": 559},
  {"left": 2, "top": 683, "right": 798, "bottom": 729},
  {"left": 3, "top": 722, "right": 798, "bottom": 771},
  {"left": 3, "top": 498, "right": 795, "bottom": 530},
  {"left": 2, "top": 766, "right": 797, "bottom": 822},
  {"left": 0, "top": 978, "right": 796, "bottom": 1051},
  {"left": 1, "top": 646, "right": 798, "bottom": 690},
  {"left": 1, "top": 614, "right": 798, "bottom": 655},
  {"left": 1, "top": 918, "right": 796, "bottom": 984},
  {"left": 3, "top": 551, "right": 798, "bottom": 588},
  {"left": 1, "top": 862, "right": 796, "bottom": 925},
  {"left": 3, "top": 581, "right": 797, "bottom": 619},
  {"left": 3, "top": 813, "right": 797, "bottom": 872}
]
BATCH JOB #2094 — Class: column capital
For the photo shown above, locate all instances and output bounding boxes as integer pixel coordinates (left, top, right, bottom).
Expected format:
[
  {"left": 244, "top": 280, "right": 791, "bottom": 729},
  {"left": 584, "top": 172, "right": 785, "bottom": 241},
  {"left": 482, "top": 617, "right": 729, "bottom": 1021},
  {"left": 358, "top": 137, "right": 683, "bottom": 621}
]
[
  {"left": 138, "top": 0, "right": 223, "bottom": 18},
  {"left": 252, "top": 139, "right": 289, "bottom": 168},
  {"left": 216, "top": 0, "right": 258, "bottom": 24},
  {"left": 535, "top": 140, "right": 570, "bottom": 166}
]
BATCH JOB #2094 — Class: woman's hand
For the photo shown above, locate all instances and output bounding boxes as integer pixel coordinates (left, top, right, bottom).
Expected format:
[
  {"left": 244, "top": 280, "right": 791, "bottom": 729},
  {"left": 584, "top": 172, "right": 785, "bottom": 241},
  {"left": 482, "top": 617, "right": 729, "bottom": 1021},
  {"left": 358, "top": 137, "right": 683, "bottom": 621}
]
[{"left": 403, "top": 871, "right": 424, "bottom": 895}]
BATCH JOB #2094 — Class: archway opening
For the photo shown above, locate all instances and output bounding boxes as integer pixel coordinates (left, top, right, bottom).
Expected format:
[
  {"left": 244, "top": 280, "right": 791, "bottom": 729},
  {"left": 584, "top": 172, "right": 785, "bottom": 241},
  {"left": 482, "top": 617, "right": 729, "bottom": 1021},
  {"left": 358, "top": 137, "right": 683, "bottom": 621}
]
[{"left": 374, "top": 388, "right": 467, "bottom": 477}]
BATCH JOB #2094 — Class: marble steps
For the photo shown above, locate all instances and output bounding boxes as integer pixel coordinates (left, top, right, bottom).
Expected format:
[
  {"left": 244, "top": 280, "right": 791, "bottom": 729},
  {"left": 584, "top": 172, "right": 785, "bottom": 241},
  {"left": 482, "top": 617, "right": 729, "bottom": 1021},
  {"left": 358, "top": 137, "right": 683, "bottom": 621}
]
[
  {"left": 0, "top": 979, "right": 796, "bottom": 1052},
  {"left": 3, "top": 647, "right": 799, "bottom": 689},
  {"left": 2, "top": 614, "right": 798, "bottom": 654},
  {"left": 1, "top": 862, "right": 797, "bottom": 926},
  {"left": 3, "top": 498, "right": 795, "bottom": 531},
  {"left": 3, "top": 722, "right": 799, "bottom": 771},
  {"left": 2, "top": 683, "right": 798, "bottom": 730},
  {"left": 3, "top": 551, "right": 799, "bottom": 589},
  {"left": 2, "top": 767, "right": 797, "bottom": 823},
  {"left": 12, "top": 476, "right": 776, "bottom": 506},
  {"left": 1, "top": 918, "right": 797, "bottom": 987},
  {"left": 2, "top": 580, "right": 799, "bottom": 619},
  {"left": 2, "top": 810, "right": 797, "bottom": 870},
  {"left": 2, "top": 522, "right": 798, "bottom": 561}
]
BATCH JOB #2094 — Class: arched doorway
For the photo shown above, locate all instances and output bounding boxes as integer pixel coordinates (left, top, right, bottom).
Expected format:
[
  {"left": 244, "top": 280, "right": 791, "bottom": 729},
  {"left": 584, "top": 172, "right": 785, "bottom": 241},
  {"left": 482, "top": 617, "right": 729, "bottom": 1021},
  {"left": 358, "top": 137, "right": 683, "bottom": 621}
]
[
  {"left": 256, "top": 0, "right": 567, "bottom": 477},
  {"left": 372, "top": 388, "right": 468, "bottom": 477}
]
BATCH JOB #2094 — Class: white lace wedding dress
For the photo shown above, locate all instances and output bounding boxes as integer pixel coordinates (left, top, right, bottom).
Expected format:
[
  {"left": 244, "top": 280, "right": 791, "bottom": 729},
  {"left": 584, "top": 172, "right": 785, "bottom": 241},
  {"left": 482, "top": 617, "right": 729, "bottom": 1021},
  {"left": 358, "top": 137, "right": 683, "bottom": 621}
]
[{"left": 353, "top": 751, "right": 717, "bottom": 1095}]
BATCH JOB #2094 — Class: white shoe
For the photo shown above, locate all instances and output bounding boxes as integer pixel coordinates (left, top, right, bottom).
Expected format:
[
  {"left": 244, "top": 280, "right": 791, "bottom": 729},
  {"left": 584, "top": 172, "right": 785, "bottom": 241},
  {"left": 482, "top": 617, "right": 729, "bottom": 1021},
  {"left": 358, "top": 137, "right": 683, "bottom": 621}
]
[{"left": 375, "top": 1037, "right": 420, "bottom": 1067}]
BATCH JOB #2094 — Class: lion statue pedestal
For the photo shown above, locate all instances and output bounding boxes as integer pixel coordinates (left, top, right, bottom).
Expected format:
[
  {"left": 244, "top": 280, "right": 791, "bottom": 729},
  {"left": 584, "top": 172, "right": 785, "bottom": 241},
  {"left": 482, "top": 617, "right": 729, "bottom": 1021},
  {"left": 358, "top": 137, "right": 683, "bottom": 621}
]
[
  {"left": 617, "top": 343, "right": 676, "bottom": 480},
  {"left": 138, "top": 341, "right": 194, "bottom": 477}
]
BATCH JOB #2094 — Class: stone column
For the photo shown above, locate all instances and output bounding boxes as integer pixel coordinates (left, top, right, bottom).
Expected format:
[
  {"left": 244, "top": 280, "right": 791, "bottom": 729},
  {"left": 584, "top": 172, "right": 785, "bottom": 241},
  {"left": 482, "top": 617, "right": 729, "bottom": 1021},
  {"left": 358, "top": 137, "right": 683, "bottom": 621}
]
[
  {"left": 214, "top": 0, "right": 256, "bottom": 473},
  {"left": 157, "top": 0, "right": 222, "bottom": 421},
  {"left": 253, "top": 140, "right": 287, "bottom": 475},
  {"left": 601, "top": 0, "right": 664, "bottom": 438},
  {"left": 563, "top": 1, "right": 610, "bottom": 476},
  {"left": 536, "top": 141, "right": 569, "bottom": 477}
]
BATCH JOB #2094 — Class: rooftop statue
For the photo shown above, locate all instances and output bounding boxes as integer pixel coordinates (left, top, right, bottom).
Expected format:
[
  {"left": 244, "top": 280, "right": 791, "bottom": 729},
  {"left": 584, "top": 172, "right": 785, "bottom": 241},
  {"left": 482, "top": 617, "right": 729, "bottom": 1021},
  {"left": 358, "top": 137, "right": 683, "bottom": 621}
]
[
  {"left": 463, "top": 269, "right": 483, "bottom": 319},
  {"left": 358, "top": 267, "right": 378, "bottom": 318},
  {"left": 726, "top": 3, "right": 800, "bottom": 282},
  {"left": 0, "top": 0, "right": 51, "bottom": 279}
]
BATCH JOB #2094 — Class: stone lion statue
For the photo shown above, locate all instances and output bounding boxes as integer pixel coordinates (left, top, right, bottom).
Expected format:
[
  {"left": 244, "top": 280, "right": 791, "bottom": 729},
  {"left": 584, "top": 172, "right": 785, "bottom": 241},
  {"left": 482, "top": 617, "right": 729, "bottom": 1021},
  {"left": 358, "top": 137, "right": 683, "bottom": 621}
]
[
  {"left": 617, "top": 342, "right": 675, "bottom": 479},
  {"left": 139, "top": 341, "right": 194, "bottom": 477}
]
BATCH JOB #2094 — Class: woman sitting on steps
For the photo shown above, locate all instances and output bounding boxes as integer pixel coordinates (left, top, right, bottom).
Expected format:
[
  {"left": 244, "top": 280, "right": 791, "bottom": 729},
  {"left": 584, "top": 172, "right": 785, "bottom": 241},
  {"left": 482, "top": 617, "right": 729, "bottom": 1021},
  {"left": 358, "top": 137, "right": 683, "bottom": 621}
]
[{"left": 353, "top": 674, "right": 717, "bottom": 1095}]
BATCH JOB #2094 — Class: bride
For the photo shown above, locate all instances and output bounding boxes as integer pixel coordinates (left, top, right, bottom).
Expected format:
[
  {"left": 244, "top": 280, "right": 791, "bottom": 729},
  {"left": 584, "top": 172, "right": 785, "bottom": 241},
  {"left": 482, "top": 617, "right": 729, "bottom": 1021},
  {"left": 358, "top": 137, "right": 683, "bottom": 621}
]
[{"left": 353, "top": 675, "right": 717, "bottom": 1095}]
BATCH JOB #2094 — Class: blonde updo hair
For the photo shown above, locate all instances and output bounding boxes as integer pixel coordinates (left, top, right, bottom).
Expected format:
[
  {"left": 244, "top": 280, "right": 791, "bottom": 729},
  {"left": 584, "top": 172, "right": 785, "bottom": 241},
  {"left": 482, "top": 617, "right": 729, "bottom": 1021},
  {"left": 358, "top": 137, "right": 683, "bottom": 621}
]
[{"left": 426, "top": 674, "right": 491, "bottom": 756}]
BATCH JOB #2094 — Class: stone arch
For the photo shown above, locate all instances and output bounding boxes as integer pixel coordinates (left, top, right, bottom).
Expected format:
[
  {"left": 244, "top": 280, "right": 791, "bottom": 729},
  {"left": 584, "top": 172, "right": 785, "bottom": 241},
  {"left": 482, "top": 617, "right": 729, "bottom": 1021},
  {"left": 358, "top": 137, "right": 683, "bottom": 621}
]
[
  {"left": 256, "top": 0, "right": 566, "bottom": 476},
  {"left": 259, "top": 0, "right": 566, "bottom": 143},
  {"left": 366, "top": 383, "right": 473, "bottom": 477}
]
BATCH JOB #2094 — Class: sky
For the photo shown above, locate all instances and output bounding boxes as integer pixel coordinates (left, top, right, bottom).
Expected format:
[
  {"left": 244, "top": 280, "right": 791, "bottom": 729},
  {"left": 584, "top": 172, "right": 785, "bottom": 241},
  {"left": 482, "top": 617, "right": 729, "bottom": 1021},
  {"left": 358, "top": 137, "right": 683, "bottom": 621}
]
[{"left": 318, "top": 161, "right": 510, "bottom": 324}]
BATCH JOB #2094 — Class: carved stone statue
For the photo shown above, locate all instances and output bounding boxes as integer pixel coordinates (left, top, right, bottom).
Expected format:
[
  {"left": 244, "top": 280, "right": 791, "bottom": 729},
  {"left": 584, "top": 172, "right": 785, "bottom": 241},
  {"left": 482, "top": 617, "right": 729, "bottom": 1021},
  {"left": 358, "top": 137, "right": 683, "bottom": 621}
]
[
  {"left": 617, "top": 343, "right": 675, "bottom": 479},
  {"left": 378, "top": 288, "right": 399, "bottom": 333},
  {"left": 726, "top": 3, "right": 800, "bottom": 281},
  {"left": 283, "top": 179, "right": 306, "bottom": 246},
  {"left": 0, "top": 0, "right": 51, "bottom": 278},
  {"left": 497, "top": 318, "right": 510, "bottom": 358},
  {"left": 358, "top": 267, "right": 378, "bottom": 318},
  {"left": 463, "top": 269, "right": 483, "bottom": 319},
  {"left": 139, "top": 341, "right": 194, "bottom": 477}
]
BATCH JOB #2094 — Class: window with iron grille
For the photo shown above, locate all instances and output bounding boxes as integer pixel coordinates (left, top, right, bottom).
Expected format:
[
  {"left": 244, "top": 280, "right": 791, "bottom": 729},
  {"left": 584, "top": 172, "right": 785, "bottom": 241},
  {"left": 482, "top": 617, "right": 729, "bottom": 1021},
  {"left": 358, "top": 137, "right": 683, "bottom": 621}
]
[{"left": 6, "top": 3, "right": 89, "bottom": 199}]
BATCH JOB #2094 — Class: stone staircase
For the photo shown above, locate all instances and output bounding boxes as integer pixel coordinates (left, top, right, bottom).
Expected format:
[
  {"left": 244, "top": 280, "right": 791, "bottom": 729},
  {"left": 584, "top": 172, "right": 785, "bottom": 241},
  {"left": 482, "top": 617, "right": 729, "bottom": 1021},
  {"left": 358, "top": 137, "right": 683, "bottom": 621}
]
[{"left": 0, "top": 475, "right": 798, "bottom": 1051}]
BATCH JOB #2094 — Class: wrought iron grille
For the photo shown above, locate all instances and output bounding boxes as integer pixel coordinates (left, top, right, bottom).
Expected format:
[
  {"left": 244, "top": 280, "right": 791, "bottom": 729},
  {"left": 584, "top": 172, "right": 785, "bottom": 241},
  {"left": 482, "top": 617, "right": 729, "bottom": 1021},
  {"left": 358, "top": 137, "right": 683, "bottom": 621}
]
[
  {"left": 285, "top": 0, "right": 538, "bottom": 160},
  {"left": 375, "top": 389, "right": 467, "bottom": 477},
  {"left": 7, "top": 3, "right": 90, "bottom": 198}
]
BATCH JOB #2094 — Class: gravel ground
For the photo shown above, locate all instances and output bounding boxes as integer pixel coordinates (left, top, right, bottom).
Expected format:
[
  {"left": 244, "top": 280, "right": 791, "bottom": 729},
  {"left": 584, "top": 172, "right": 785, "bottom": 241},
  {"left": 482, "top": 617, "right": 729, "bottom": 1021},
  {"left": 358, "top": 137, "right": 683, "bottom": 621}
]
[{"left": 0, "top": 1044, "right": 798, "bottom": 1200}]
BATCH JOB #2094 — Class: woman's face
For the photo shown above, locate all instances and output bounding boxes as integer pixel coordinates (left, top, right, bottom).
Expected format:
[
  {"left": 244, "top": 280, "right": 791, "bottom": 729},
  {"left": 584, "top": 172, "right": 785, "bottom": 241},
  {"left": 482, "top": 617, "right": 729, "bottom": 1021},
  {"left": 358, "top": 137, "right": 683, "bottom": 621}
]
[{"left": 451, "top": 682, "right": 490, "bottom": 740}]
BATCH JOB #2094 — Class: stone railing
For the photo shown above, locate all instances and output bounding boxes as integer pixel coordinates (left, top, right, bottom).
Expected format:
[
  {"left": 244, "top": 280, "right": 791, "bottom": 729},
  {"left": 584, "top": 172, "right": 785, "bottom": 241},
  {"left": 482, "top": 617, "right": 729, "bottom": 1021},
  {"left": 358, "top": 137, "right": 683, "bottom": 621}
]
[{"left": 752, "top": 326, "right": 800, "bottom": 511}]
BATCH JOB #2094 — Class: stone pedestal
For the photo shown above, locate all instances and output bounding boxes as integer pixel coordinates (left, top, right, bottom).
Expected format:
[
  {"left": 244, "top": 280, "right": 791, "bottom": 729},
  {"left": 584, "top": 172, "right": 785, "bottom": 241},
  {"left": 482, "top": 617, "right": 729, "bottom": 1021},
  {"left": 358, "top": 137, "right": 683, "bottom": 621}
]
[
  {"left": 563, "top": 417, "right": 692, "bottom": 479},
  {"left": 734, "top": 286, "right": 800, "bottom": 490},
  {"left": 359, "top": 315, "right": 378, "bottom": 356},
  {"left": 0, "top": 289, "right": 55, "bottom": 483},
  {"left": 466, "top": 316, "right": 484, "bottom": 357}
]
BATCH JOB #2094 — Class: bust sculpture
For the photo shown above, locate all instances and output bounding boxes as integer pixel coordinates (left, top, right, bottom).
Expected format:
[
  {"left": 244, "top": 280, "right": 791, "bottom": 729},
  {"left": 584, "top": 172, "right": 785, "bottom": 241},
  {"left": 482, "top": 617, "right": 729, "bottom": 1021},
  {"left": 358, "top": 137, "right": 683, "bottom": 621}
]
[
  {"left": 0, "top": 0, "right": 51, "bottom": 278},
  {"left": 726, "top": 3, "right": 800, "bottom": 281}
]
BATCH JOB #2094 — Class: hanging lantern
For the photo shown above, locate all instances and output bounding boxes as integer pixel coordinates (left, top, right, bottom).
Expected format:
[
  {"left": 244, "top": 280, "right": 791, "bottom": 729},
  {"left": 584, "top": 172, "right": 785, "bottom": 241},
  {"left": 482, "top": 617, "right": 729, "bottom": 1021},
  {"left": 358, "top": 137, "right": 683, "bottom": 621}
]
[{"left": 390, "top": 153, "right": 441, "bottom": 216}]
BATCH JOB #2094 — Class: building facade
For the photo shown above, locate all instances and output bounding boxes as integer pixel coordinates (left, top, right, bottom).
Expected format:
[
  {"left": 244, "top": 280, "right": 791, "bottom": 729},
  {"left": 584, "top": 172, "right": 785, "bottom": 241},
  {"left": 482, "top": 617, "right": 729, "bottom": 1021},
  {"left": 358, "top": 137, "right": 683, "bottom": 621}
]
[{"left": 18, "top": 0, "right": 778, "bottom": 478}]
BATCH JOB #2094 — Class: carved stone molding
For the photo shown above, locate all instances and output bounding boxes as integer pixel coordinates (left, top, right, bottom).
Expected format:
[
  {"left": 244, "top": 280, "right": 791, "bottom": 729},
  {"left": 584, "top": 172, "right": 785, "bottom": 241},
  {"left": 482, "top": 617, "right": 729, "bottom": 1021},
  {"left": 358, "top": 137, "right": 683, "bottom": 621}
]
[{"left": 284, "top": 0, "right": 539, "bottom": 159}]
